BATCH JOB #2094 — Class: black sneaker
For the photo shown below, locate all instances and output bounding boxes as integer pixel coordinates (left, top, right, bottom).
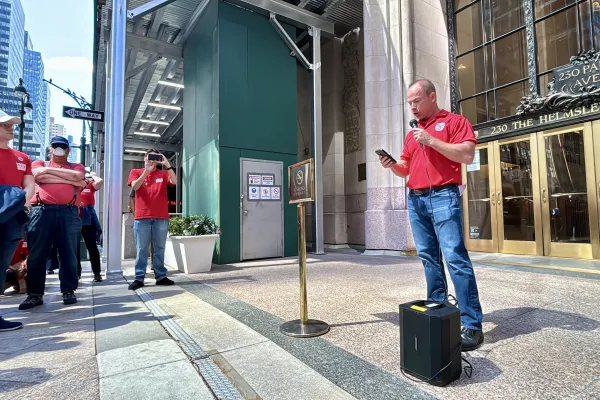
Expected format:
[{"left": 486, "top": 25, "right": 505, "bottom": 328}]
[
  {"left": 0, "top": 317, "right": 23, "bottom": 332},
  {"left": 128, "top": 280, "right": 144, "bottom": 291},
  {"left": 94, "top": 274, "right": 103, "bottom": 282},
  {"left": 461, "top": 327, "right": 484, "bottom": 351},
  {"left": 63, "top": 291, "right": 77, "bottom": 305},
  {"left": 156, "top": 277, "right": 174, "bottom": 286},
  {"left": 47, "top": 270, "right": 54, "bottom": 275},
  {"left": 18, "top": 295, "right": 44, "bottom": 311}
]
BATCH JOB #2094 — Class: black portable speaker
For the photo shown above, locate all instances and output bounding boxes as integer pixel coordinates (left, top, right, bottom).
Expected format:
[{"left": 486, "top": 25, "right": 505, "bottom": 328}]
[{"left": 399, "top": 300, "right": 462, "bottom": 386}]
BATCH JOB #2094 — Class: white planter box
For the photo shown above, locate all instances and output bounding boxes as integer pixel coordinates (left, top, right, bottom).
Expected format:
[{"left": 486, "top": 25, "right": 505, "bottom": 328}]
[{"left": 164, "top": 234, "right": 219, "bottom": 274}]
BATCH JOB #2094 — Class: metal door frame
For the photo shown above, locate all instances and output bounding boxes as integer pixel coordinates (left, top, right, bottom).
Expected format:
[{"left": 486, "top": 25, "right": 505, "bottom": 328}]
[
  {"left": 462, "top": 143, "right": 499, "bottom": 253},
  {"left": 537, "top": 122, "right": 600, "bottom": 259},
  {"left": 494, "top": 133, "right": 543, "bottom": 256},
  {"left": 239, "top": 157, "right": 285, "bottom": 261}
]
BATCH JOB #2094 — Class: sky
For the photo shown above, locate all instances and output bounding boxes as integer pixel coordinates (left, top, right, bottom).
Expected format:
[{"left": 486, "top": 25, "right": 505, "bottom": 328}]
[{"left": 21, "top": 0, "right": 94, "bottom": 144}]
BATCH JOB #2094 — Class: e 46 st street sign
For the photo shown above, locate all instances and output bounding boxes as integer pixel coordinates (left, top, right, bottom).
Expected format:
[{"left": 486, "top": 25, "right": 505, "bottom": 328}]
[{"left": 62, "top": 106, "right": 105, "bottom": 122}]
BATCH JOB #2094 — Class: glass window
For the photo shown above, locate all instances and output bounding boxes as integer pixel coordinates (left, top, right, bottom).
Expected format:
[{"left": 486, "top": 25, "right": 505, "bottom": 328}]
[
  {"left": 535, "top": 0, "right": 577, "bottom": 19},
  {"left": 460, "top": 94, "right": 488, "bottom": 124},
  {"left": 496, "top": 81, "right": 529, "bottom": 118},
  {"left": 492, "top": 0, "right": 525, "bottom": 38},
  {"left": 494, "top": 30, "right": 528, "bottom": 86},
  {"left": 456, "top": 2, "right": 483, "bottom": 54},
  {"left": 455, "top": 0, "right": 475, "bottom": 10},
  {"left": 536, "top": 4, "right": 591, "bottom": 73},
  {"left": 456, "top": 46, "right": 490, "bottom": 98},
  {"left": 466, "top": 148, "right": 493, "bottom": 240}
]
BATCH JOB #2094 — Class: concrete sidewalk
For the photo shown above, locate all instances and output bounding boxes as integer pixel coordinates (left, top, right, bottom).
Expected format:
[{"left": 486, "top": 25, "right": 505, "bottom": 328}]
[{"left": 0, "top": 269, "right": 216, "bottom": 400}]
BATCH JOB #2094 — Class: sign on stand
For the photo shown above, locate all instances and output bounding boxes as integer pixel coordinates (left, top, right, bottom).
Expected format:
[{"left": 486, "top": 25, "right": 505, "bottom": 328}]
[{"left": 280, "top": 158, "right": 329, "bottom": 338}]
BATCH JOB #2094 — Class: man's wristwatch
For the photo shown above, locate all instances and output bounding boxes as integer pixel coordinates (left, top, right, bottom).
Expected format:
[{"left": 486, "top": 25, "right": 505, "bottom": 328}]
[{"left": 166, "top": 166, "right": 175, "bottom": 171}]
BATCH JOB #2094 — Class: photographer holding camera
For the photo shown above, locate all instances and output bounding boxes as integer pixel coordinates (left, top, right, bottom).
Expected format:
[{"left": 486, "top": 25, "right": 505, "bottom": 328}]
[{"left": 127, "top": 150, "right": 177, "bottom": 290}]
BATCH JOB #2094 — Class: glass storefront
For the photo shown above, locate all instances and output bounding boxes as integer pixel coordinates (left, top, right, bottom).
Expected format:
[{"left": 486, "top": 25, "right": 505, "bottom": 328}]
[
  {"left": 462, "top": 123, "right": 600, "bottom": 259},
  {"left": 453, "top": 1, "right": 600, "bottom": 259}
]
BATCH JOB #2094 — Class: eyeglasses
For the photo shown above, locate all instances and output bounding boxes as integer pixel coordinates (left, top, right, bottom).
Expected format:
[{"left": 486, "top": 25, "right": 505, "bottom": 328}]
[
  {"left": 0, "top": 123, "right": 18, "bottom": 130},
  {"left": 51, "top": 144, "right": 69, "bottom": 150}
]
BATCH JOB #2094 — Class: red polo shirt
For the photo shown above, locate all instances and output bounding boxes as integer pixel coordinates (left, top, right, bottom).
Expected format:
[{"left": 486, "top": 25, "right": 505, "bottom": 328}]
[
  {"left": 0, "top": 148, "right": 32, "bottom": 188},
  {"left": 31, "top": 160, "right": 86, "bottom": 205},
  {"left": 401, "top": 110, "right": 476, "bottom": 190},
  {"left": 127, "top": 168, "right": 172, "bottom": 220},
  {"left": 80, "top": 182, "right": 97, "bottom": 206}
]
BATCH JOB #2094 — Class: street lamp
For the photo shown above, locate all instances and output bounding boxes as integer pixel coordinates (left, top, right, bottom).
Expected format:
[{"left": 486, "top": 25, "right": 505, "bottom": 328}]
[{"left": 13, "top": 78, "right": 33, "bottom": 152}]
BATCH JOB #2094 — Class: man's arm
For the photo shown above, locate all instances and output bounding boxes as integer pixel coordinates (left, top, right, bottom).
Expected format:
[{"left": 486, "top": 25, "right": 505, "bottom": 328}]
[
  {"left": 36, "top": 175, "right": 86, "bottom": 187},
  {"left": 131, "top": 170, "right": 150, "bottom": 191},
  {"left": 428, "top": 139, "right": 475, "bottom": 165},
  {"left": 22, "top": 175, "right": 35, "bottom": 205},
  {"left": 33, "top": 164, "right": 85, "bottom": 181},
  {"left": 159, "top": 155, "right": 177, "bottom": 185},
  {"left": 90, "top": 172, "right": 104, "bottom": 190}
]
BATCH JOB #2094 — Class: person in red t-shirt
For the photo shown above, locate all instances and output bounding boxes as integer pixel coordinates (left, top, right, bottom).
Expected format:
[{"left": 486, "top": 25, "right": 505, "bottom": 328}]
[
  {"left": 77, "top": 171, "right": 103, "bottom": 282},
  {"left": 127, "top": 150, "right": 177, "bottom": 290},
  {"left": 378, "top": 79, "right": 484, "bottom": 351},
  {"left": 19, "top": 136, "right": 86, "bottom": 311},
  {"left": 0, "top": 109, "right": 35, "bottom": 331}
]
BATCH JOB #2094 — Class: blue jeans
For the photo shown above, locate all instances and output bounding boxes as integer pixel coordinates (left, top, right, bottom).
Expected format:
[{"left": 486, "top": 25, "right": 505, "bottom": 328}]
[
  {"left": 134, "top": 218, "right": 169, "bottom": 282},
  {"left": 0, "top": 216, "right": 25, "bottom": 296},
  {"left": 27, "top": 205, "right": 82, "bottom": 295},
  {"left": 408, "top": 186, "right": 483, "bottom": 331}
]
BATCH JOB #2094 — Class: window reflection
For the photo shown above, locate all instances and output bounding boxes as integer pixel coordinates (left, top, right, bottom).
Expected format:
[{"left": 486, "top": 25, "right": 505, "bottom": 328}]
[
  {"left": 456, "top": 3, "right": 483, "bottom": 54},
  {"left": 536, "top": 4, "right": 593, "bottom": 73},
  {"left": 499, "top": 141, "right": 535, "bottom": 241},
  {"left": 544, "top": 131, "right": 590, "bottom": 243},
  {"left": 466, "top": 149, "right": 492, "bottom": 240}
]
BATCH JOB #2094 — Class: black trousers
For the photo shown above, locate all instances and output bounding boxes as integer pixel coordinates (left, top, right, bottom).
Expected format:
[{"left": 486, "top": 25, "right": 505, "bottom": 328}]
[{"left": 77, "top": 224, "right": 101, "bottom": 276}]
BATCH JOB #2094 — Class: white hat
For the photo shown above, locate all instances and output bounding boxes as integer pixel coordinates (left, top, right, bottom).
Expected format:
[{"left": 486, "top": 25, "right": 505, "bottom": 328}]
[{"left": 0, "top": 109, "right": 20, "bottom": 125}]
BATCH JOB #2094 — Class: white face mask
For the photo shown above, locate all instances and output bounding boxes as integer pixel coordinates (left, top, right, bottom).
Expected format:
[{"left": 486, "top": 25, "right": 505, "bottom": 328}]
[{"left": 53, "top": 147, "right": 66, "bottom": 157}]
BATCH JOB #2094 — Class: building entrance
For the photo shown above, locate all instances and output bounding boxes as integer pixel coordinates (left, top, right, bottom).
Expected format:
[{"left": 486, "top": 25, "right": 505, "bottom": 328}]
[{"left": 463, "top": 122, "right": 600, "bottom": 260}]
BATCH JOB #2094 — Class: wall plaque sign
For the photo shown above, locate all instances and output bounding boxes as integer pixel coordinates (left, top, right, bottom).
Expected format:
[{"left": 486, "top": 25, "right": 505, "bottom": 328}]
[{"left": 517, "top": 50, "right": 600, "bottom": 116}]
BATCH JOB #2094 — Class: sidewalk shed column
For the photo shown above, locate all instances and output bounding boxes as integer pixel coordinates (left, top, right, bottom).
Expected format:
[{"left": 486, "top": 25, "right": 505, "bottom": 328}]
[{"left": 106, "top": 0, "right": 126, "bottom": 273}]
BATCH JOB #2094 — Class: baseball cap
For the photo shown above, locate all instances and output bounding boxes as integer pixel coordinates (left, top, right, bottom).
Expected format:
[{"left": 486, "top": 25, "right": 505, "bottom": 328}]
[
  {"left": 0, "top": 109, "right": 21, "bottom": 125},
  {"left": 50, "top": 136, "right": 70, "bottom": 147}
]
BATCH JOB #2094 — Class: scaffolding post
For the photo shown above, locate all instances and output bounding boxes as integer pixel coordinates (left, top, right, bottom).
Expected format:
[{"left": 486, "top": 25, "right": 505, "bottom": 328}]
[
  {"left": 309, "top": 27, "right": 324, "bottom": 255},
  {"left": 106, "top": 0, "right": 127, "bottom": 274}
]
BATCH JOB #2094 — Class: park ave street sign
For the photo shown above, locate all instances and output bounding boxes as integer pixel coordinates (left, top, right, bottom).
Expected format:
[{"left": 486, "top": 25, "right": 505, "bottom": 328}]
[{"left": 62, "top": 106, "right": 105, "bottom": 122}]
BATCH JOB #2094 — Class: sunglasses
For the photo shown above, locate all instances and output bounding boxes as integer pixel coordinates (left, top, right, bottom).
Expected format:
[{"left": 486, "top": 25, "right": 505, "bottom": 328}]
[{"left": 51, "top": 144, "right": 69, "bottom": 150}]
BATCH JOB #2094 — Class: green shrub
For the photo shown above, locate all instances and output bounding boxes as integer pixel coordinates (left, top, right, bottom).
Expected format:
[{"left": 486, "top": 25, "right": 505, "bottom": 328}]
[{"left": 168, "top": 215, "right": 221, "bottom": 237}]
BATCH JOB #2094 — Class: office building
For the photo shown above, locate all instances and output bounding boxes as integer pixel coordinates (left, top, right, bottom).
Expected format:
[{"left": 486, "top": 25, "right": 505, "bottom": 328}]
[{"left": 0, "top": 0, "right": 44, "bottom": 159}]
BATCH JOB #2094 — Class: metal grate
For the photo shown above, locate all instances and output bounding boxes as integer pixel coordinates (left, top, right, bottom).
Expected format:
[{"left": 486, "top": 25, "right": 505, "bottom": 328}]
[{"left": 125, "top": 274, "right": 244, "bottom": 400}]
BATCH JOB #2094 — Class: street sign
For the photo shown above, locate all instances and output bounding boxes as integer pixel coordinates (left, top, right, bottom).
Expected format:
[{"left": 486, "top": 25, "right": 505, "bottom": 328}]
[{"left": 62, "top": 106, "right": 105, "bottom": 122}]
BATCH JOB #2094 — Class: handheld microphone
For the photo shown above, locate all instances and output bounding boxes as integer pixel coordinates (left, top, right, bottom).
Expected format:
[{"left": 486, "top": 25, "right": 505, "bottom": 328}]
[{"left": 410, "top": 119, "right": 423, "bottom": 148}]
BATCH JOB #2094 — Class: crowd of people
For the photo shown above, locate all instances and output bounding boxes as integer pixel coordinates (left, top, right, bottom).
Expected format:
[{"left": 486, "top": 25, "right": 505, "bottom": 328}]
[{"left": 0, "top": 107, "right": 177, "bottom": 332}]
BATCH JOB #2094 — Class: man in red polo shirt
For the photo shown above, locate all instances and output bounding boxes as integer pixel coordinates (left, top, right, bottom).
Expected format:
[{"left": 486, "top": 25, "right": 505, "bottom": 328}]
[
  {"left": 19, "top": 136, "right": 86, "bottom": 310},
  {"left": 379, "top": 79, "right": 484, "bottom": 351},
  {"left": 0, "top": 109, "right": 35, "bottom": 331},
  {"left": 77, "top": 171, "right": 103, "bottom": 282},
  {"left": 127, "top": 150, "right": 177, "bottom": 290}
]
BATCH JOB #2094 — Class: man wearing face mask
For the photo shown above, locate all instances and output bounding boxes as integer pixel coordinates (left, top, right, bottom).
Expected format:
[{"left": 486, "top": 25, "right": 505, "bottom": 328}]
[
  {"left": 127, "top": 150, "right": 177, "bottom": 290},
  {"left": 19, "top": 136, "right": 86, "bottom": 310}
]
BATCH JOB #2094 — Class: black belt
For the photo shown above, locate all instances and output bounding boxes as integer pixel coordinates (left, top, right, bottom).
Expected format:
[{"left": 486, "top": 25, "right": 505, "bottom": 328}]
[
  {"left": 409, "top": 183, "right": 457, "bottom": 196},
  {"left": 31, "top": 204, "right": 78, "bottom": 208}
]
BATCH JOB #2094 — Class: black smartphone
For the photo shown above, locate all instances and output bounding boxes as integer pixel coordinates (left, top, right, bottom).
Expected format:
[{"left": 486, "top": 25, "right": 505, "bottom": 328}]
[
  {"left": 375, "top": 149, "right": 397, "bottom": 164},
  {"left": 148, "top": 153, "right": 162, "bottom": 162}
]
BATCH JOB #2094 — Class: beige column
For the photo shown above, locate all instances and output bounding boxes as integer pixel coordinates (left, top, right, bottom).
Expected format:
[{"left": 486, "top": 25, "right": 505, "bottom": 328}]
[{"left": 363, "top": 0, "right": 451, "bottom": 252}]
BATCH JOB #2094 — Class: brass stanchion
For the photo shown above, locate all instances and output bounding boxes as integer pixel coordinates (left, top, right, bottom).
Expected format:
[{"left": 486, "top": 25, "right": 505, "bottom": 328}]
[{"left": 280, "top": 202, "right": 330, "bottom": 338}]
